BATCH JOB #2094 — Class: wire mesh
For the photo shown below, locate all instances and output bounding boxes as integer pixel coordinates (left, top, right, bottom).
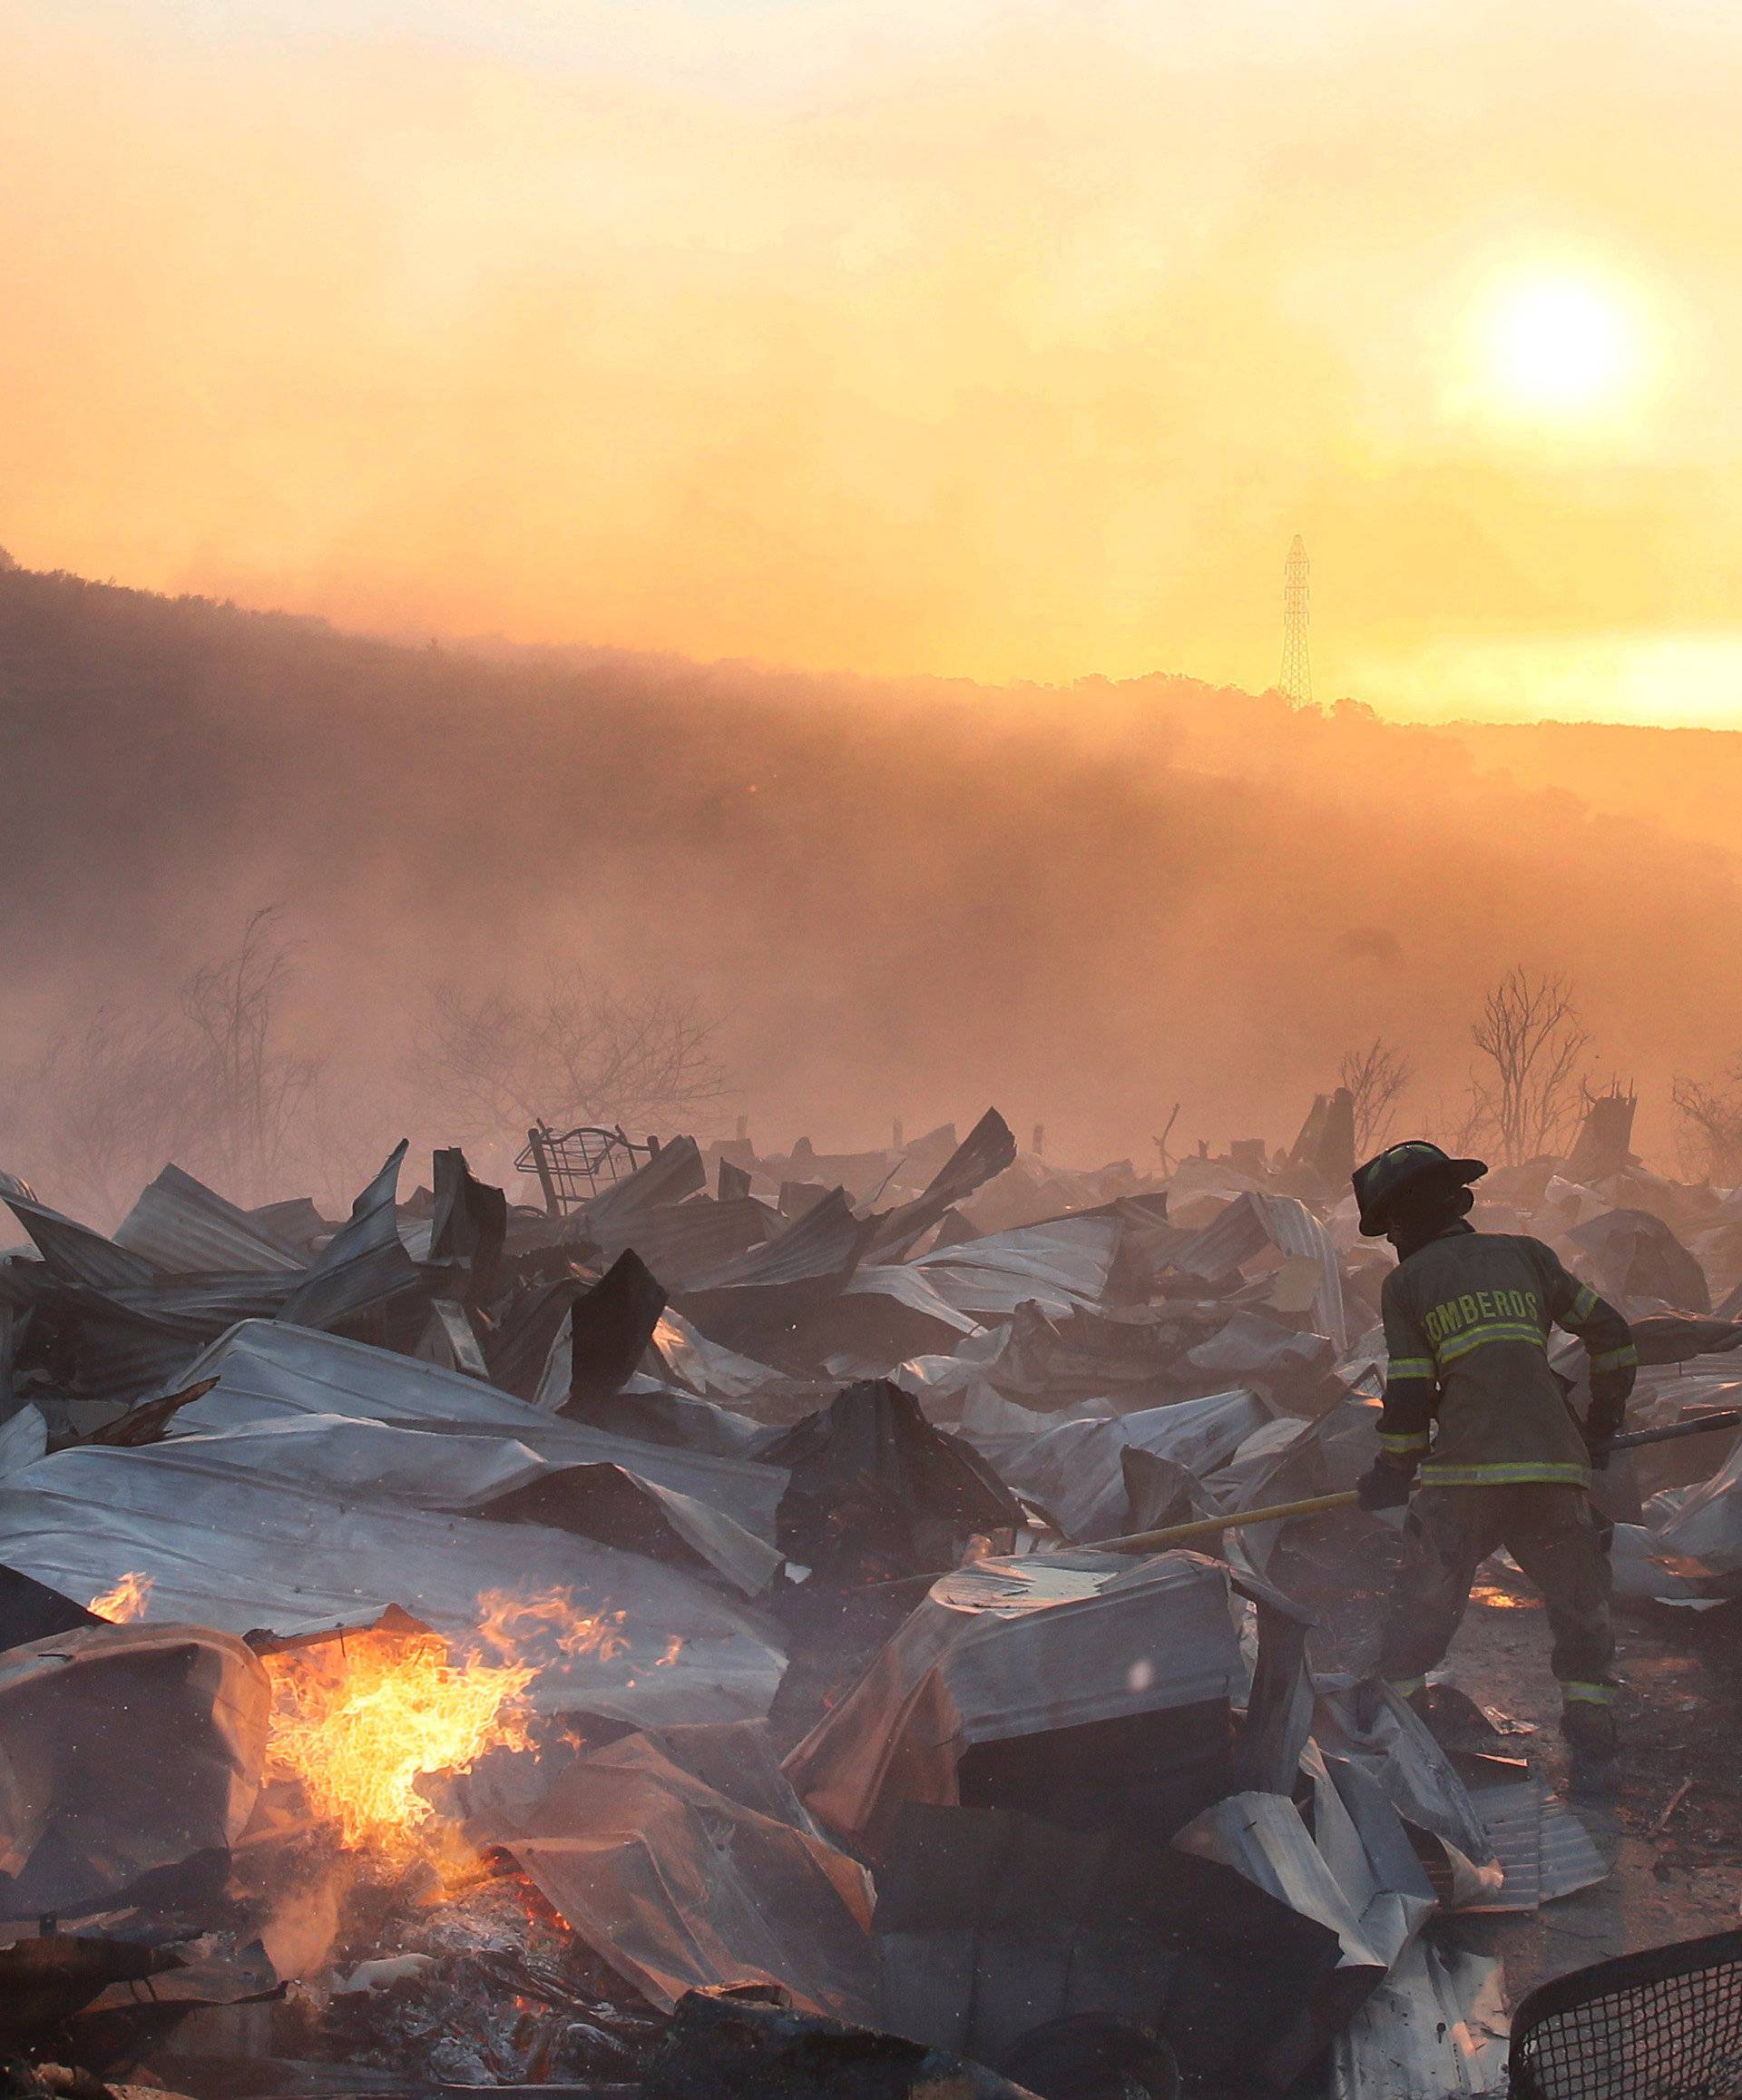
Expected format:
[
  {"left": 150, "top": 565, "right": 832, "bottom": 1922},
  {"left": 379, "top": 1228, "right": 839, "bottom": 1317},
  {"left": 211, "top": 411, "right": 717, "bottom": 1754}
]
[
  {"left": 514, "top": 1124, "right": 652, "bottom": 1213},
  {"left": 1509, "top": 1929, "right": 1742, "bottom": 2100}
]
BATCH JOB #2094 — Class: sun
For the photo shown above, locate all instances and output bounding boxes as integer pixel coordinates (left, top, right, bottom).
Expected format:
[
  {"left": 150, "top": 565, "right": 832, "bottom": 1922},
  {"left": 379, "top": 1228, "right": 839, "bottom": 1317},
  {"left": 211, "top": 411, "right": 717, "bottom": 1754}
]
[{"left": 1480, "top": 270, "right": 1643, "bottom": 422}]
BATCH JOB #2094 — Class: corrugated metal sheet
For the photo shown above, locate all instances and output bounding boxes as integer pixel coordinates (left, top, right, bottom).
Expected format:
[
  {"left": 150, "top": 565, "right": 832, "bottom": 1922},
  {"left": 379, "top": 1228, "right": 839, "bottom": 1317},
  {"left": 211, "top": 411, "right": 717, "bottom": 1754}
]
[
  {"left": 864, "top": 1110, "right": 1016, "bottom": 1263},
  {"left": 906, "top": 1214, "right": 1120, "bottom": 1320},
  {"left": 97, "top": 1276, "right": 301, "bottom": 1322},
  {"left": 0, "top": 1621, "right": 269, "bottom": 1918},
  {"left": 74, "top": 1319, "right": 209, "bottom": 1404},
  {"left": 985, "top": 1388, "right": 1272, "bottom": 1542},
  {"left": 651, "top": 1309, "right": 800, "bottom": 1402},
  {"left": 677, "top": 1189, "right": 875, "bottom": 1347},
  {"left": 581, "top": 1138, "right": 707, "bottom": 1247},
  {"left": 54, "top": 1269, "right": 305, "bottom": 1402},
  {"left": 686, "top": 1188, "right": 867, "bottom": 1292},
  {"left": 3, "top": 1192, "right": 161, "bottom": 1290},
  {"left": 1454, "top": 1766, "right": 1604, "bottom": 1910},
  {"left": 279, "top": 1142, "right": 422, "bottom": 1330},
  {"left": 173, "top": 1319, "right": 787, "bottom": 1537},
  {"left": 83, "top": 1413, "right": 783, "bottom": 1595},
  {"left": 1646, "top": 1427, "right": 1742, "bottom": 1569},
  {"left": 839, "top": 1265, "right": 983, "bottom": 1338},
  {"left": 0, "top": 1403, "right": 46, "bottom": 1477},
  {"left": 1540, "top": 1791, "right": 1608, "bottom": 1900},
  {"left": 1459, "top": 1773, "right": 1542, "bottom": 1912},
  {"left": 785, "top": 1550, "right": 1242, "bottom": 1850},
  {"left": 1329, "top": 1938, "right": 1509, "bottom": 2099},
  {"left": 504, "top": 1738, "right": 876, "bottom": 2022},
  {"left": 1170, "top": 1192, "right": 1347, "bottom": 1352},
  {"left": 0, "top": 1434, "right": 785, "bottom": 1726},
  {"left": 607, "top": 1196, "right": 775, "bottom": 1287},
  {"left": 114, "top": 1163, "right": 310, "bottom": 1275},
  {"left": 1171, "top": 1791, "right": 1396, "bottom": 1973}
]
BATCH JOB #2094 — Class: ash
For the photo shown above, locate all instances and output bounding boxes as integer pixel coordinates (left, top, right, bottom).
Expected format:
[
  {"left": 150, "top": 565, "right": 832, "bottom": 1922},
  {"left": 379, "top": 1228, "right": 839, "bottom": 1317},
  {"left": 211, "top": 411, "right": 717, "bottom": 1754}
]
[{"left": 288, "top": 1861, "right": 663, "bottom": 2088}]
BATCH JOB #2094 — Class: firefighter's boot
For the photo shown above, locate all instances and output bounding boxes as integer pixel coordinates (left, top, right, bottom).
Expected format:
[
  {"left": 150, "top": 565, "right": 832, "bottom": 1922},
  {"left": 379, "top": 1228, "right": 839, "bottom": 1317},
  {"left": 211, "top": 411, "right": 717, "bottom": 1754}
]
[{"left": 1562, "top": 1694, "right": 1619, "bottom": 1795}]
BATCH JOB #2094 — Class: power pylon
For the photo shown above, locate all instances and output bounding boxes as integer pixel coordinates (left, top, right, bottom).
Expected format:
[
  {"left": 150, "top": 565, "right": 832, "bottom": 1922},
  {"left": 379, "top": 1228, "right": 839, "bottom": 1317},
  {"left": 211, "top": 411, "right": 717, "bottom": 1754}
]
[{"left": 1279, "top": 535, "right": 1312, "bottom": 702}]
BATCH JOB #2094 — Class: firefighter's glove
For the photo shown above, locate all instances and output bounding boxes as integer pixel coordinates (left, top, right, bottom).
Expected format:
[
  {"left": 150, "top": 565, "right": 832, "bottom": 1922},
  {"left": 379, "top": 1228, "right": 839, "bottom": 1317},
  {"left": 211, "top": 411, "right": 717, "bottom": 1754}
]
[
  {"left": 1355, "top": 1458, "right": 1415, "bottom": 1513},
  {"left": 1583, "top": 1394, "right": 1626, "bottom": 1472}
]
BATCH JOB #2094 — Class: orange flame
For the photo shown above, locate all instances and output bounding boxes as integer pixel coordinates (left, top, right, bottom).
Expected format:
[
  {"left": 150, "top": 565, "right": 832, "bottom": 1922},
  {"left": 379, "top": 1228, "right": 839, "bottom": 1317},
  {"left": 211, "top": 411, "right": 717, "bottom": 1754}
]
[
  {"left": 471, "top": 1588, "right": 631, "bottom": 1666},
  {"left": 89, "top": 1570, "right": 154, "bottom": 1623},
  {"left": 262, "top": 1589, "right": 635, "bottom": 1863}
]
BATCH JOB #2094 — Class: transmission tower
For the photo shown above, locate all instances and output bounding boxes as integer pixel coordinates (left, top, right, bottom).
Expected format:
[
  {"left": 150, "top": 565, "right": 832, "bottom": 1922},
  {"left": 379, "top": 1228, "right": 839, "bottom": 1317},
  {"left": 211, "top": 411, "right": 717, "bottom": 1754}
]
[{"left": 1279, "top": 534, "right": 1312, "bottom": 702}]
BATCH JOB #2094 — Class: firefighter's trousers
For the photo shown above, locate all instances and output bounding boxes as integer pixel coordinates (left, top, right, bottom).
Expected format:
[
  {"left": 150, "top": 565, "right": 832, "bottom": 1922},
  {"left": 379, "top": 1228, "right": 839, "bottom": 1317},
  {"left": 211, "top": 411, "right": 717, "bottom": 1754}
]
[{"left": 1376, "top": 1483, "right": 1615, "bottom": 1711}]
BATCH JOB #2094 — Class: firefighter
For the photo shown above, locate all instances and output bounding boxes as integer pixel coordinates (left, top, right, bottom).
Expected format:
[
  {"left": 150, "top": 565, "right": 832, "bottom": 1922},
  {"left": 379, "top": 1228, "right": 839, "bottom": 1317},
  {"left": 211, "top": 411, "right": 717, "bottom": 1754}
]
[{"left": 1351, "top": 1140, "right": 1637, "bottom": 1784}]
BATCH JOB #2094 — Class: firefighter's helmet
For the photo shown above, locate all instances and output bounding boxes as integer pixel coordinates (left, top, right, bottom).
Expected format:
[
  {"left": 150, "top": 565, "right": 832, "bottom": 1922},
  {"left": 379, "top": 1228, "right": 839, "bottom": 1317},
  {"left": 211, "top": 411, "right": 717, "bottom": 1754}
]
[{"left": 1352, "top": 1140, "right": 1487, "bottom": 1237}]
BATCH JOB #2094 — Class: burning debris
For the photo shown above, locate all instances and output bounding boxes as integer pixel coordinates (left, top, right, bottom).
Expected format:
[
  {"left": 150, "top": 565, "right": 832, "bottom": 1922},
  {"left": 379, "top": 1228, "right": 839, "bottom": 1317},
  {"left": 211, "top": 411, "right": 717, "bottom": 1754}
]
[
  {"left": 85, "top": 1571, "right": 152, "bottom": 1624},
  {"left": 1, "top": 1096, "right": 1741, "bottom": 2097},
  {"left": 262, "top": 1616, "right": 540, "bottom": 1861}
]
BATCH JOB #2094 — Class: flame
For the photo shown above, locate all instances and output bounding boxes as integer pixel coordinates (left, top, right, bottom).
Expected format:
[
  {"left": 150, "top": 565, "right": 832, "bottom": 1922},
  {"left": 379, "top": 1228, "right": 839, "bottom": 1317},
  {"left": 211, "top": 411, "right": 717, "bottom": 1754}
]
[
  {"left": 471, "top": 1588, "right": 631, "bottom": 1666},
  {"left": 265, "top": 1621, "right": 533, "bottom": 1858},
  {"left": 262, "top": 1589, "right": 633, "bottom": 1863},
  {"left": 89, "top": 1570, "right": 154, "bottom": 1622}
]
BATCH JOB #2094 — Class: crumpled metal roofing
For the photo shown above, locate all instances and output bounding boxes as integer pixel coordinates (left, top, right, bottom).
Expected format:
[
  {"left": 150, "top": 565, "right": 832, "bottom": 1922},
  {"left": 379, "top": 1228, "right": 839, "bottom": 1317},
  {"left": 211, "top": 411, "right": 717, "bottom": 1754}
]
[
  {"left": 683, "top": 1186, "right": 870, "bottom": 1294},
  {"left": 676, "top": 1187, "right": 876, "bottom": 1346},
  {"left": 1329, "top": 1938, "right": 1508, "bottom": 2100},
  {"left": 905, "top": 1213, "right": 1121, "bottom": 1320},
  {"left": 0, "top": 1619, "right": 268, "bottom": 1917},
  {"left": 579, "top": 1136, "right": 707, "bottom": 1251},
  {"left": 278, "top": 1142, "right": 421, "bottom": 1330},
  {"left": 783, "top": 1549, "right": 1241, "bottom": 1851},
  {"left": 39, "top": 1272, "right": 303, "bottom": 1403},
  {"left": 0, "top": 1428, "right": 787, "bottom": 1724},
  {"left": 0, "top": 1403, "right": 47, "bottom": 1477},
  {"left": 600, "top": 1195, "right": 774, "bottom": 1287},
  {"left": 503, "top": 1733, "right": 876, "bottom": 2023},
  {"left": 862, "top": 1109, "right": 1016, "bottom": 1263},
  {"left": 1171, "top": 1790, "right": 1400, "bottom": 1975},
  {"left": 114, "top": 1163, "right": 311, "bottom": 1275},
  {"left": 1638, "top": 1428, "right": 1742, "bottom": 1571},
  {"left": 872, "top": 1798, "right": 1350, "bottom": 2092},
  {"left": 148, "top": 1411, "right": 781, "bottom": 1593},
  {"left": 985, "top": 1387, "right": 1273, "bottom": 1541},
  {"left": 837, "top": 1263, "right": 984, "bottom": 1339},
  {"left": 1171, "top": 1191, "right": 1348, "bottom": 1352},
  {"left": 650, "top": 1307, "right": 800, "bottom": 1402},
  {"left": 173, "top": 1317, "right": 788, "bottom": 1536},
  {"left": 2, "top": 1191, "right": 161, "bottom": 1290}
]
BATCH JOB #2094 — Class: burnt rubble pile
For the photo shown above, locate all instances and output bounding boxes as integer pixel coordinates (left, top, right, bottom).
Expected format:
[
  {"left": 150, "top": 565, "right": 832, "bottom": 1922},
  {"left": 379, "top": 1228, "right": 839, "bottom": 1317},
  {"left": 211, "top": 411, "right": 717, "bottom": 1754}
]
[{"left": 3, "top": 1092, "right": 1742, "bottom": 2098}]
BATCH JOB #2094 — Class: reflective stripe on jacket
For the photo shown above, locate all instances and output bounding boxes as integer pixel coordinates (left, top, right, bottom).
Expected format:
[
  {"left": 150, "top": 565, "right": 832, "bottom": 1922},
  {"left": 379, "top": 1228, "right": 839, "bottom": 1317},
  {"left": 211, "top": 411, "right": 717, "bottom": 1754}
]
[{"left": 1378, "top": 1227, "right": 1636, "bottom": 1487}]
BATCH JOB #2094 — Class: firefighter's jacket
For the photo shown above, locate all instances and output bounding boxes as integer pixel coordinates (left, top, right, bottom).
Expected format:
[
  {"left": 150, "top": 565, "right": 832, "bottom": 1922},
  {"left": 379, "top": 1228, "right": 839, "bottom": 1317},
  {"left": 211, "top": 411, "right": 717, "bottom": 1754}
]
[{"left": 1377, "top": 1223, "right": 1637, "bottom": 1487}]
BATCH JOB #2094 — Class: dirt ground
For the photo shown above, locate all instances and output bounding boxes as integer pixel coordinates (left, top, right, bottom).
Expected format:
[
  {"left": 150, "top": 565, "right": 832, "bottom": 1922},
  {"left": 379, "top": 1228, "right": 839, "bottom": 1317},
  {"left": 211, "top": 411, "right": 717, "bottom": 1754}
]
[
  {"left": 1438, "top": 1557, "right": 1742, "bottom": 2004},
  {"left": 1271, "top": 1506, "right": 1742, "bottom": 2011}
]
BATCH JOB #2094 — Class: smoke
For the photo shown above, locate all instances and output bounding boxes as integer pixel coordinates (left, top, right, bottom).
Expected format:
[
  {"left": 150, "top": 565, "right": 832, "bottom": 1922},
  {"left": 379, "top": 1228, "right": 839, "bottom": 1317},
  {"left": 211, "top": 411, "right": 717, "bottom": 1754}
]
[
  {"left": 2, "top": 566, "right": 1739, "bottom": 1205},
  {"left": 7, "top": 2, "right": 1742, "bottom": 709}
]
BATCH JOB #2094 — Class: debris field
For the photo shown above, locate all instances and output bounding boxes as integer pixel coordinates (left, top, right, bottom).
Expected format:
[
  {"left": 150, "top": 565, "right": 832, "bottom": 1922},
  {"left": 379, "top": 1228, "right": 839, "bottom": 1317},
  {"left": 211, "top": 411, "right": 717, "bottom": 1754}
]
[{"left": 3, "top": 1089, "right": 1742, "bottom": 2100}]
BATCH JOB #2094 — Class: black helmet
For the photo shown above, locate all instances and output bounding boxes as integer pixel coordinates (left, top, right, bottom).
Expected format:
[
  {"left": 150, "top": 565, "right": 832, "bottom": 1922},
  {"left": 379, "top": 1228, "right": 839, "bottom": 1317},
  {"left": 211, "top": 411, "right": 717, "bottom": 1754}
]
[{"left": 1352, "top": 1140, "right": 1487, "bottom": 1237}]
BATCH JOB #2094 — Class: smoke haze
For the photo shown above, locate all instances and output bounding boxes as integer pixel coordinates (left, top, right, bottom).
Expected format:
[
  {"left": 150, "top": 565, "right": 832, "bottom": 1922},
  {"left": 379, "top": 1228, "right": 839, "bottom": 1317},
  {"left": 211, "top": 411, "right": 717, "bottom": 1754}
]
[
  {"left": 3, "top": 566, "right": 1738, "bottom": 1210},
  {"left": 7, "top": 1, "right": 1742, "bottom": 719}
]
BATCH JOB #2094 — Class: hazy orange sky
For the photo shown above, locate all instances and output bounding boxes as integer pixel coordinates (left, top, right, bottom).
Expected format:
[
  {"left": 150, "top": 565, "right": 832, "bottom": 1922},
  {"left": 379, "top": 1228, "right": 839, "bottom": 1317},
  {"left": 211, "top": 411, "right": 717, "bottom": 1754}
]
[{"left": 7, "top": 0, "right": 1742, "bottom": 724}]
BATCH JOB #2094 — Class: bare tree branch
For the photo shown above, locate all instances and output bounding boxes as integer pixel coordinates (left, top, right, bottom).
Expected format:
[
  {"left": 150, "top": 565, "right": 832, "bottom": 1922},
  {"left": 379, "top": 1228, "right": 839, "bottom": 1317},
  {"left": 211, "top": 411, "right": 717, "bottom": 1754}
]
[
  {"left": 15, "top": 1007, "right": 205, "bottom": 1222},
  {"left": 1, "top": 909, "right": 329, "bottom": 1221},
  {"left": 409, "top": 965, "right": 728, "bottom": 1146},
  {"left": 1467, "top": 967, "right": 1590, "bottom": 1164},
  {"left": 180, "top": 907, "right": 324, "bottom": 1199},
  {"left": 1338, "top": 1037, "right": 1414, "bottom": 1153},
  {"left": 1672, "top": 1067, "right": 1742, "bottom": 1185}
]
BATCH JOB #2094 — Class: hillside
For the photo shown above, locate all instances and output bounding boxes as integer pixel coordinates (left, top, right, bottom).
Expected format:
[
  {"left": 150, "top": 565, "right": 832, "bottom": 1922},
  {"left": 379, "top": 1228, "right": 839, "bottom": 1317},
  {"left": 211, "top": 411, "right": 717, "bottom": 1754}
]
[
  {"left": 1434, "top": 719, "right": 1742, "bottom": 862},
  {"left": 1, "top": 565, "right": 1739, "bottom": 1187}
]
